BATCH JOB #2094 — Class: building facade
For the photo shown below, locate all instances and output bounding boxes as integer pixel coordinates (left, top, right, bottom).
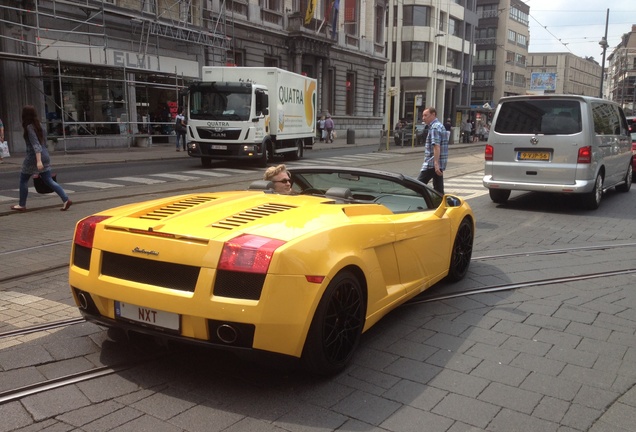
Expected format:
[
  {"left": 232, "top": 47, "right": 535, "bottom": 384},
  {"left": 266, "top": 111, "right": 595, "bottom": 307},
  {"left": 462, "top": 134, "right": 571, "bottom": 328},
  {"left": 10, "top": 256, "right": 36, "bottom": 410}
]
[
  {"left": 606, "top": 25, "right": 636, "bottom": 116},
  {"left": 0, "top": 0, "right": 387, "bottom": 152},
  {"left": 473, "top": 0, "right": 529, "bottom": 107},
  {"left": 385, "top": 0, "right": 477, "bottom": 129},
  {"left": 526, "top": 52, "right": 602, "bottom": 97}
]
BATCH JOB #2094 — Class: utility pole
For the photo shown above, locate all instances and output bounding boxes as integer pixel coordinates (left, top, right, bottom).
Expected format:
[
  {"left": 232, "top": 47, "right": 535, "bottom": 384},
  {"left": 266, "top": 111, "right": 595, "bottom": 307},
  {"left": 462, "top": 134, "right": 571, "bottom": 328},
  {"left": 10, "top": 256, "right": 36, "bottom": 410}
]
[{"left": 599, "top": 8, "right": 609, "bottom": 99}]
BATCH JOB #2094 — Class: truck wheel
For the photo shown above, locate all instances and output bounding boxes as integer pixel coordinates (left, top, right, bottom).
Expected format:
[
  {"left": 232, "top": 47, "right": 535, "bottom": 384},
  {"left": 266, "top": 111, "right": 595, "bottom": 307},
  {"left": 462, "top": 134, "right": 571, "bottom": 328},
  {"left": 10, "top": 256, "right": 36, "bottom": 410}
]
[
  {"left": 286, "top": 139, "right": 304, "bottom": 161},
  {"left": 201, "top": 158, "right": 212, "bottom": 168},
  {"left": 258, "top": 141, "right": 272, "bottom": 167}
]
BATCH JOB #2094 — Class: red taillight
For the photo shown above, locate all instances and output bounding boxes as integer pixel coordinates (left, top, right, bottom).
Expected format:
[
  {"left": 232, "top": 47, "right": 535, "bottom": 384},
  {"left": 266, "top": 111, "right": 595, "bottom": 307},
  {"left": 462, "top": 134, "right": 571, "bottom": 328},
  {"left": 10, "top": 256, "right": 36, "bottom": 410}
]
[
  {"left": 218, "top": 234, "right": 285, "bottom": 274},
  {"left": 485, "top": 144, "right": 494, "bottom": 161},
  {"left": 74, "top": 215, "right": 111, "bottom": 248},
  {"left": 577, "top": 146, "right": 592, "bottom": 164}
]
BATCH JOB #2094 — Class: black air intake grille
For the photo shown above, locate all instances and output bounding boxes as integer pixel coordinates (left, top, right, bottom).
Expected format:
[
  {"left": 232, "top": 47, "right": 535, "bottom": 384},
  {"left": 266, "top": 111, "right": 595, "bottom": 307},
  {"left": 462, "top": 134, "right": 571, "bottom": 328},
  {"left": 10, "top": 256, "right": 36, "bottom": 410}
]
[
  {"left": 140, "top": 196, "right": 217, "bottom": 220},
  {"left": 101, "top": 252, "right": 199, "bottom": 292},
  {"left": 211, "top": 203, "right": 296, "bottom": 230},
  {"left": 214, "top": 270, "right": 266, "bottom": 300}
]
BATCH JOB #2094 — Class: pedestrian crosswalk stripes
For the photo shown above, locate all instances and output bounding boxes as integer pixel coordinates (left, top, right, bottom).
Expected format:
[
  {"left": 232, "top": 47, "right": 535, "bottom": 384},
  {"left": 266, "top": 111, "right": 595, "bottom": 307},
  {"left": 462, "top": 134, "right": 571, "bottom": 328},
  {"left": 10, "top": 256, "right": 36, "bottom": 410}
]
[
  {"left": 112, "top": 176, "right": 167, "bottom": 184},
  {"left": 66, "top": 181, "right": 125, "bottom": 189},
  {"left": 0, "top": 153, "right": 489, "bottom": 203}
]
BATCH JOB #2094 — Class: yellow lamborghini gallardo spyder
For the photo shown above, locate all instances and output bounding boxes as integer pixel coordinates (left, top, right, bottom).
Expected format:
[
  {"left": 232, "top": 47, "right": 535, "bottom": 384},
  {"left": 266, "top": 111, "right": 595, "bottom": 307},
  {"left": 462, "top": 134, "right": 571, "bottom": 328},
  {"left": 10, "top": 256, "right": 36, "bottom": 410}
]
[{"left": 69, "top": 166, "right": 474, "bottom": 375}]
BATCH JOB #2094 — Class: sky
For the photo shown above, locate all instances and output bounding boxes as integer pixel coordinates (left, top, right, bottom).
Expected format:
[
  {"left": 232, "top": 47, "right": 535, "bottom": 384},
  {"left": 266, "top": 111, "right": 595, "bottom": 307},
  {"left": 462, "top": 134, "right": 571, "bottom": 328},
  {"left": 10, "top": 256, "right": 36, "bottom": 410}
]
[{"left": 524, "top": 0, "right": 634, "bottom": 62}]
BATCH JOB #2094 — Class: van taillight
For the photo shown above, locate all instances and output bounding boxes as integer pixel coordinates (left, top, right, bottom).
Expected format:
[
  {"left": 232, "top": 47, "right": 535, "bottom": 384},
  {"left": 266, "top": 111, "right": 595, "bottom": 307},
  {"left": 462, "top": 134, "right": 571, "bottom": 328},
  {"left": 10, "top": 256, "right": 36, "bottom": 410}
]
[
  {"left": 218, "top": 234, "right": 285, "bottom": 274},
  {"left": 577, "top": 146, "right": 592, "bottom": 164},
  {"left": 74, "top": 216, "right": 111, "bottom": 248},
  {"left": 485, "top": 144, "right": 494, "bottom": 161}
]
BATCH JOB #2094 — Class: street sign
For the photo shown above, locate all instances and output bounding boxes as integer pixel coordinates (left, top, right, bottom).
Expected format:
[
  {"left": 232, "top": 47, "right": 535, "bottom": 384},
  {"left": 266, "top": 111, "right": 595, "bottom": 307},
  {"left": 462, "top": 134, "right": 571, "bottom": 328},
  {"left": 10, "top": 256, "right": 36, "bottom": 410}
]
[{"left": 415, "top": 94, "right": 423, "bottom": 107}]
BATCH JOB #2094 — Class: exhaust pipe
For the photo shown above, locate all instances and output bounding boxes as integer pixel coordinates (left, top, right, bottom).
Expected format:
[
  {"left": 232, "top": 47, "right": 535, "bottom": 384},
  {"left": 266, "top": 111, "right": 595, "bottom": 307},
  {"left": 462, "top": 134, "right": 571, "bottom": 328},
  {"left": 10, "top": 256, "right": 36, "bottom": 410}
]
[
  {"left": 77, "top": 291, "right": 89, "bottom": 310},
  {"left": 216, "top": 324, "right": 238, "bottom": 344}
]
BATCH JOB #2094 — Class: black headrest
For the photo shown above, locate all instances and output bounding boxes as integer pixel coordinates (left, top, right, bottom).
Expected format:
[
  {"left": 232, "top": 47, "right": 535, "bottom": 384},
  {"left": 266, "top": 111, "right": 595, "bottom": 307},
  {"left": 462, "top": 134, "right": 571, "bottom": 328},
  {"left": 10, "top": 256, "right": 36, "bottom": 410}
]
[
  {"left": 248, "top": 180, "right": 274, "bottom": 191},
  {"left": 325, "top": 187, "right": 353, "bottom": 200}
]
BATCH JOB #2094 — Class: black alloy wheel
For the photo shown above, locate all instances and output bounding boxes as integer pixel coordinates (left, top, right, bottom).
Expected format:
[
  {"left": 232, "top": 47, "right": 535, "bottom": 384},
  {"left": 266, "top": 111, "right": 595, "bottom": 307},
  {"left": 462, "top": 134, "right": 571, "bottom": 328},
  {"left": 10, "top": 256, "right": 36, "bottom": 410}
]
[
  {"left": 302, "top": 271, "right": 365, "bottom": 375},
  {"left": 446, "top": 218, "right": 474, "bottom": 282}
]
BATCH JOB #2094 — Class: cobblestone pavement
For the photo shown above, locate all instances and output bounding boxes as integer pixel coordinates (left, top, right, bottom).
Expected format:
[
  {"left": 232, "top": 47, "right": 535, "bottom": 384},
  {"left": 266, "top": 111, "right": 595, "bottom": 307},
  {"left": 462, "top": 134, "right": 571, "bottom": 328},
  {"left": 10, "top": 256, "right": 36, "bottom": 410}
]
[{"left": 1, "top": 136, "right": 636, "bottom": 431}]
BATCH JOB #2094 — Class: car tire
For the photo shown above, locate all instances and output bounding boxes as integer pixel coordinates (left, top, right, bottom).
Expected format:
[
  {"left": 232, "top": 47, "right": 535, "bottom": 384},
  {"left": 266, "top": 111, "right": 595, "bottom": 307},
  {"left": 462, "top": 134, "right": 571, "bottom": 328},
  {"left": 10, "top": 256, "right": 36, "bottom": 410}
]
[
  {"left": 489, "top": 189, "right": 511, "bottom": 204},
  {"left": 446, "top": 218, "right": 474, "bottom": 282},
  {"left": 302, "top": 270, "right": 365, "bottom": 376},
  {"left": 615, "top": 163, "right": 632, "bottom": 192},
  {"left": 581, "top": 172, "right": 603, "bottom": 210}
]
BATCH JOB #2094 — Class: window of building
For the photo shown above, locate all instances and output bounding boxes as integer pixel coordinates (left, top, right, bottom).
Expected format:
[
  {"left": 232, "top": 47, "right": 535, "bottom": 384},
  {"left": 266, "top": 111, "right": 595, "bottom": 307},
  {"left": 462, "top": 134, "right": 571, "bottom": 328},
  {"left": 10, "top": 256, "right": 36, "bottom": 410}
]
[
  {"left": 326, "top": 68, "right": 335, "bottom": 115},
  {"left": 344, "top": 0, "right": 358, "bottom": 35},
  {"left": 477, "top": 3, "right": 498, "bottom": 18},
  {"left": 476, "top": 49, "right": 496, "bottom": 65},
  {"left": 373, "top": 76, "right": 381, "bottom": 116},
  {"left": 263, "top": 0, "right": 282, "bottom": 12},
  {"left": 438, "top": 12, "right": 446, "bottom": 33},
  {"left": 179, "top": 1, "right": 192, "bottom": 23},
  {"left": 142, "top": 0, "right": 156, "bottom": 14},
  {"left": 475, "top": 70, "right": 494, "bottom": 80},
  {"left": 375, "top": 5, "right": 384, "bottom": 44},
  {"left": 509, "top": 6, "right": 529, "bottom": 25},
  {"left": 505, "top": 71, "right": 514, "bottom": 84},
  {"left": 508, "top": 29, "right": 516, "bottom": 43},
  {"left": 346, "top": 71, "right": 355, "bottom": 115},
  {"left": 403, "top": 5, "right": 431, "bottom": 26},
  {"left": 402, "top": 41, "right": 429, "bottom": 62},
  {"left": 226, "top": 50, "right": 245, "bottom": 66},
  {"left": 517, "top": 33, "right": 527, "bottom": 47},
  {"left": 264, "top": 56, "right": 279, "bottom": 67},
  {"left": 476, "top": 27, "right": 496, "bottom": 38},
  {"left": 446, "top": 49, "right": 460, "bottom": 69},
  {"left": 449, "top": 17, "right": 461, "bottom": 37}
]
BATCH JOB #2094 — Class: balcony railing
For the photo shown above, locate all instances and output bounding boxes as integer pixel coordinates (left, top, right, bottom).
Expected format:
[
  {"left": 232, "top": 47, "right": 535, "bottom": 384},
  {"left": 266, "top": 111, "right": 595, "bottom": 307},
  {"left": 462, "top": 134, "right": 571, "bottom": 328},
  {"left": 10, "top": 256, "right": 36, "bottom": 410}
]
[
  {"left": 474, "top": 79, "right": 495, "bottom": 87},
  {"left": 262, "top": 9, "right": 282, "bottom": 26}
]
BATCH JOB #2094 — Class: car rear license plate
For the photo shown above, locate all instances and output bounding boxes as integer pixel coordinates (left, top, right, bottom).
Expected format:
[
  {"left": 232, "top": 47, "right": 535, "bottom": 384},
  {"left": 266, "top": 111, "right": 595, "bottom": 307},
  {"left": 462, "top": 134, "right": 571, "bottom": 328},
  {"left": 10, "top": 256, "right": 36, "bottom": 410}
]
[
  {"left": 211, "top": 144, "right": 227, "bottom": 150},
  {"left": 518, "top": 151, "right": 550, "bottom": 161},
  {"left": 115, "top": 301, "right": 180, "bottom": 331}
]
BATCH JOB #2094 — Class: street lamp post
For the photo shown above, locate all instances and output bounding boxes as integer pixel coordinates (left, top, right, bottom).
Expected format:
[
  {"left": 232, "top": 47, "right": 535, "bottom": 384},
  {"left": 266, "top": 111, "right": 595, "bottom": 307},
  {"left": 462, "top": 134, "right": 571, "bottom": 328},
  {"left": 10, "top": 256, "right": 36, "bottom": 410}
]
[{"left": 599, "top": 8, "right": 609, "bottom": 99}]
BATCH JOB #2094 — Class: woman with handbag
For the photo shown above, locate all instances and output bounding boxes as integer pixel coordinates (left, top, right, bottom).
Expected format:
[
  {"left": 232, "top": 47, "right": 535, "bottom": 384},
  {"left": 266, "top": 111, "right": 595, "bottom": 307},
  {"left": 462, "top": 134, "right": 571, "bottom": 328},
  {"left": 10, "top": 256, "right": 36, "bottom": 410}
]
[{"left": 10, "top": 106, "right": 72, "bottom": 212}]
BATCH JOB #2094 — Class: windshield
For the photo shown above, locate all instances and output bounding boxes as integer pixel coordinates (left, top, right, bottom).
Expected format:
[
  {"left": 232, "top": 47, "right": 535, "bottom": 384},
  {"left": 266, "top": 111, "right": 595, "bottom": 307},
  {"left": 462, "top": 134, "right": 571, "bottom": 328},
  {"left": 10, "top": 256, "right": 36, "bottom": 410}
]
[{"left": 189, "top": 85, "right": 252, "bottom": 121}]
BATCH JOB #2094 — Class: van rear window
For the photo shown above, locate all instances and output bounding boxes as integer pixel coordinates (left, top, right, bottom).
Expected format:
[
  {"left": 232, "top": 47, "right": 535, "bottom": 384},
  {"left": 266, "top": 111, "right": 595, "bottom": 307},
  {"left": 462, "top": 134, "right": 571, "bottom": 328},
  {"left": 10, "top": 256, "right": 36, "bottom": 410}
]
[{"left": 494, "top": 100, "right": 582, "bottom": 135}]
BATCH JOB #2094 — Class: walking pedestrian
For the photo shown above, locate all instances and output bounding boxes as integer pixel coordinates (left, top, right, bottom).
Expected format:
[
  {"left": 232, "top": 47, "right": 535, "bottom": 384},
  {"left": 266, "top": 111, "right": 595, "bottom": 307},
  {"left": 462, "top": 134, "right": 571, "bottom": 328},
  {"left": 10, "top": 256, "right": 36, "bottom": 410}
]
[
  {"left": 417, "top": 107, "right": 449, "bottom": 194},
  {"left": 175, "top": 107, "right": 187, "bottom": 152},
  {"left": 462, "top": 118, "right": 472, "bottom": 143},
  {"left": 324, "top": 114, "right": 334, "bottom": 143},
  {"left": 318, "top": 115, "right": 326, "bottom": 142},
  {"left": 11, "top": 105, "right": 72, "bottom": 212}
]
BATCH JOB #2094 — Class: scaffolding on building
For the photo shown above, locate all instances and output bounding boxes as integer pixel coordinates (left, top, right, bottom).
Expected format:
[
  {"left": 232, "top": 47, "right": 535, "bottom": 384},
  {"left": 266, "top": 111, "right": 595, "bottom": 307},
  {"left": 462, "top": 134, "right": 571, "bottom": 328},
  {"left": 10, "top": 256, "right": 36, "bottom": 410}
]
[{"left": 0, "top": 0, "right": 232, "bottom": 150}]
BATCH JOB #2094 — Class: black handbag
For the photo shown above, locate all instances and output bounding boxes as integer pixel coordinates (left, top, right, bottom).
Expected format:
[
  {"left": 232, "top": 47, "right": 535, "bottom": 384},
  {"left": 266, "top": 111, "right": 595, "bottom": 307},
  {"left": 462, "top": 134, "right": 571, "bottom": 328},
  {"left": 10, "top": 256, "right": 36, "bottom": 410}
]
[{"left": 33, "top": 173, "right": 57, "bottom": 194}]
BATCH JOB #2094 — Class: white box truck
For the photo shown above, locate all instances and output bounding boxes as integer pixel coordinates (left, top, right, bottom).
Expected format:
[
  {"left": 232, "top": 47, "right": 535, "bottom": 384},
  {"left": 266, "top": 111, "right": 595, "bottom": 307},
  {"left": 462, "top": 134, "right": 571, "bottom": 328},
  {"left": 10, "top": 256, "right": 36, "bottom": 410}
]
[{"left": 185, "top": 67, "right": 317, "bottom": 167}]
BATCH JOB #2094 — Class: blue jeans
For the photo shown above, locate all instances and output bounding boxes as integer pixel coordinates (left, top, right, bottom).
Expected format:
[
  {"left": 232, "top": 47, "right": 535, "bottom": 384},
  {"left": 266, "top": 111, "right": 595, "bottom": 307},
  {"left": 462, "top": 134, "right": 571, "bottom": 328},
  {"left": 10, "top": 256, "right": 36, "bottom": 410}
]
[
  {"left": 20, "top": 170, "right": 68, "bottom": 206},
  {"left": 176, "top": 131, "right": 186, "bottom": 150}
]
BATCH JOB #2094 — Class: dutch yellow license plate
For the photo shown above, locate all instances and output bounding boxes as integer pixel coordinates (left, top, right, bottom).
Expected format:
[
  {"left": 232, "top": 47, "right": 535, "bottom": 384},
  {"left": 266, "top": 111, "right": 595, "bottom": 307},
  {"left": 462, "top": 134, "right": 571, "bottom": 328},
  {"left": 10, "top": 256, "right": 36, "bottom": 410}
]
[{"left": 518, "top": 151, "right": 550, "bottom": 161}]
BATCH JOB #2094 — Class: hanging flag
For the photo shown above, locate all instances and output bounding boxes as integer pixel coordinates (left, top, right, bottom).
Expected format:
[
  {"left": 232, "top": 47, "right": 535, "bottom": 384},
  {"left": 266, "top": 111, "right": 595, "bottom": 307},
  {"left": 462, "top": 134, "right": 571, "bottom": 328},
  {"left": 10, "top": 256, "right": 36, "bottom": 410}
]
[
  {"left": 304, "top": 0, "right": 316, "bottom": 25},
  {"left": 331, "top": 0, "right": 340, "bottom": 40}
]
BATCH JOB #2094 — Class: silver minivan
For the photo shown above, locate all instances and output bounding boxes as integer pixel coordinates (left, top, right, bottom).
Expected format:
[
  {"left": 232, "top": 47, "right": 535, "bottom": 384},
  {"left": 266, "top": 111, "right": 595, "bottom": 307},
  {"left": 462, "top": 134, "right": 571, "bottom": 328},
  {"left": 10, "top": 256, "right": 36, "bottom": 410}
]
[{"left": 483, "top": 95, "right": 633, "bottom": 209}]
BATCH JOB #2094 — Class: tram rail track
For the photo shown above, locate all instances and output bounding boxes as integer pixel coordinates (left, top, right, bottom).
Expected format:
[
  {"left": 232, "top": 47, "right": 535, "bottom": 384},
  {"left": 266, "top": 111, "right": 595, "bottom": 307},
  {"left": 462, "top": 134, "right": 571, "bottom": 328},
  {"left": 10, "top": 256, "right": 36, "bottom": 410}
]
[{"left": 0, "top": 263, "right": 634, "bottom": 405}]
